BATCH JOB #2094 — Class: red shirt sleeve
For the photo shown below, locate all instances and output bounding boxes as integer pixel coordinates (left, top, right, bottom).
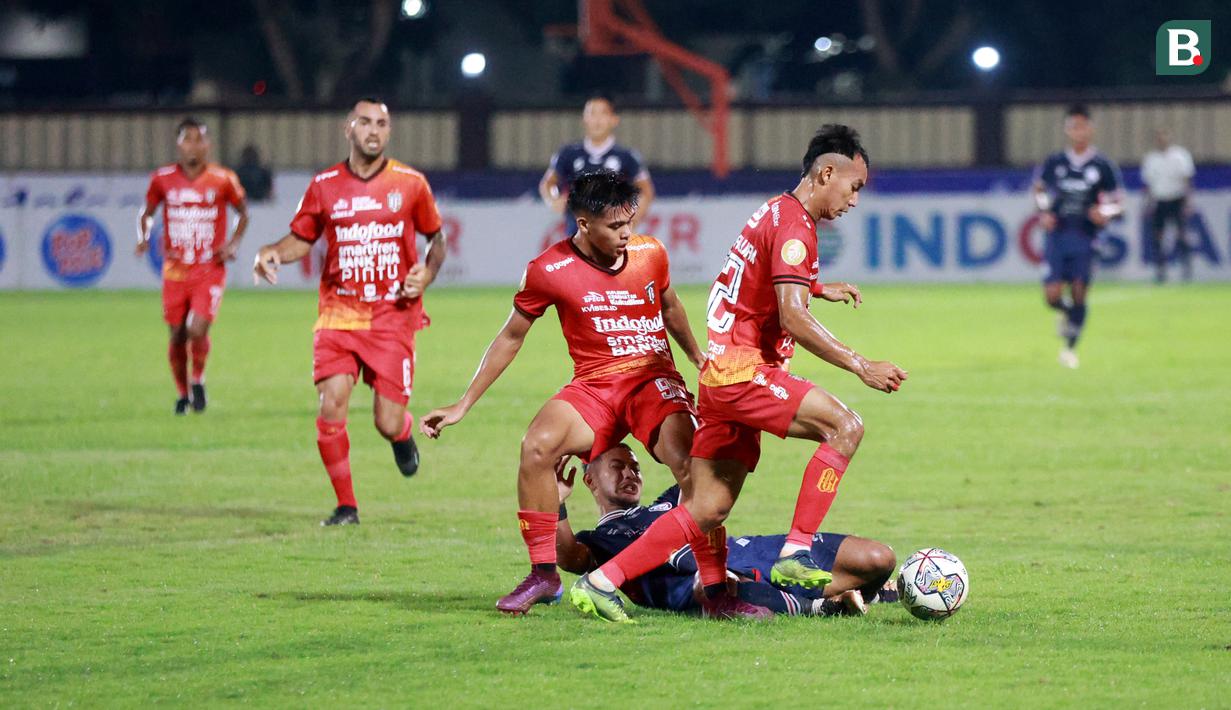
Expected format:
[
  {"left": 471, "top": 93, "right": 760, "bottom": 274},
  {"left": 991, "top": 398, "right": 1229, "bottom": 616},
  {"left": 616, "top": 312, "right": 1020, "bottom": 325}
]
[
  {"left": 512, "top": 262, "right": 553, "bottom": 320},
  {"left": 769, "top": 221, "right": 817, "bottom": 287},
  {"left": 145, "top": 173, "right": 164, "bottom": 211},
  {"left": 413, "top": 179, "right": 443, "bottom": 236},
  {"left": 290, "top": 181, "right": 324, "bottom": 241}
]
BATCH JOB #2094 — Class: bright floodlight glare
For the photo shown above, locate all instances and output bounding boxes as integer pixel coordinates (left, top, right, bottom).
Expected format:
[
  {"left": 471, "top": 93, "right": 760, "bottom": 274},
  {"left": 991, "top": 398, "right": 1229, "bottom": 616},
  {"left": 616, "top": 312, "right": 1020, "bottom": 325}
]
[
  {"left": 972, "top": 46, "right": 1000, "bottom": 71},
  {"left": 400, "top": 0, "right": 426, "bottom": 19},
  {"left": 813, "top": 36, "right": 833, "bottom": 53},
  {"left": 461, "top": 52, "right": 486, "bottom": 78}
]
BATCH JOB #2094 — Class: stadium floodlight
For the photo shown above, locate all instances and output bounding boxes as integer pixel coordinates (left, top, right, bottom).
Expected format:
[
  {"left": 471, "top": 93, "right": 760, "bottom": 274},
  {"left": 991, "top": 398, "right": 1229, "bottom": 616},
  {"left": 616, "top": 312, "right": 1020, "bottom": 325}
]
[
  {"left": 813, "top": 37, "right": 833, "bottom": 53},
  {"left": 461, "top": 52, "right": 487, "bottom": 78},
  {"left": 972, "top": 46, "right": 1001, "bottom": 71},
  {"left": 400, "top": 0, "right": 427, "bottom": 19}
]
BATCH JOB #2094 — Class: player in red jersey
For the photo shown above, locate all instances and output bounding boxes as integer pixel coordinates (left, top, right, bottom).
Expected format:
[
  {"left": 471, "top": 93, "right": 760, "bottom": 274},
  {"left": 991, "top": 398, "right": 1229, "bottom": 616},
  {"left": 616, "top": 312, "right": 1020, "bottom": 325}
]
[
  {"left": 421, "top": 171, "right": 763, "bottom": 619},
  {"left": 569, "top": 125, "right": 907, "bottom": 621},
  {"left": 138, "top": 117, "right": 249, "bottom": 414},
  {"left": 252, "top": 98, "right": 447, "bottom": 527}
]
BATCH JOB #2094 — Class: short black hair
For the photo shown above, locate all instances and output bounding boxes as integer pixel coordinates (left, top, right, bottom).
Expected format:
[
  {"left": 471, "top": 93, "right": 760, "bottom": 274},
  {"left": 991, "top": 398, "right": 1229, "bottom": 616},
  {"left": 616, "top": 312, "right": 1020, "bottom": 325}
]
[
  {"left": 585, "top": 93, "right": 617, "bottom": 113},
  {"left": 582, "top": 442, "right": 635, "bottom": 474},
  {"left": 1066, "top": 104, "right": 1090, "bottom": 119},
  {"left": 176, "top": 117, "right": 206, "bottom": 138},
  {"left": 567, "top": 169, "right": 640, "bottom": 217},
  {"left": 356, "top": 96, "right": 386, "bottom": 107},
  {"left": 801, "top": 124, "right": 868, "bottom": 177}
]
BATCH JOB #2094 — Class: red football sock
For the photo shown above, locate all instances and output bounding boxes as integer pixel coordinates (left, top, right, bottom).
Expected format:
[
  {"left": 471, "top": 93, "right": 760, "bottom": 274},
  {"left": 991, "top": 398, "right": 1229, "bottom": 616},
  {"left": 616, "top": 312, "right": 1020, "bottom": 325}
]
[
  {"left": 394, "top": 411, "right": 413, "bottom": 442},
  {"left": 517, "top": 510, "right": 558, "bottom": 565},
  {"left": 189, "top": 335, "right": 210, "bottom": 384},
  {"left": 693, "top": 526, "right": 729, "bottom": 589},
  {"left": 316, "top": 417, "right": 355, "bottom": 508},
  {"left": 600, "top": 506, "right": 702, "bottom": 588},
  {"left": 785, "top": 444, "right": 849, "bottom": 548},
  {"left": 168, "top": 341, "right": 189, "bottom": 398}
]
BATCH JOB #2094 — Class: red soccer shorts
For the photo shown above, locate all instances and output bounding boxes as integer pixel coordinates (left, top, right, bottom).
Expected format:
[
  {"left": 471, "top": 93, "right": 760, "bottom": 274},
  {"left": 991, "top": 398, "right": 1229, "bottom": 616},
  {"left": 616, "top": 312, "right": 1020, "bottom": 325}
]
[
  {"left": 162, "top": 267, "right": 226, "bottom": 326},
  {"left": 313, "top": 328, "right": 415, "bottom": 405},
  {"left": 553, "top": 370, "right": 697, "bottom": 463},
  {"left": 690, "top": 364, "right": 815, "bottom": 472}
]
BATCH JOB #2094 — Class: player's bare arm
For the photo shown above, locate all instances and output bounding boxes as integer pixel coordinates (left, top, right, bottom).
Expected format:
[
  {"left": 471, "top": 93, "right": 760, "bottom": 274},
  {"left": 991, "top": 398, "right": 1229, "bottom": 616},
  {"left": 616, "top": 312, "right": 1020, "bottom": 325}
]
[
  {"left": 401, "top": 229, "right": 447, "bottom": 299},
  {"left": 1032, "top": 181, "right": 1058, "bottom": 231},
  {"left": 135, "top": 204, "right": 158, "bottom": 256},
  {"left": 776, "top": 282, "right": 906, "bottom": 393},
  {"left": 630, "top": 177, "right": 655, "bottom": 230},
  {"left": 818, "top": 282, "right": 862, "bottom": 308},
  {"left": 219, "top": 200, "right": 250, "bottom": 262},
  {"left": 420, "top": 309, "right": 535, "bottom": 438},
  {"left": 554, "top": 456, "right": 597, "bottom": 574},
  {"left": 539, "top": 169, "right": 567, "bottom": 214},
  {"left": 1087, "top": 189, "right": 1125, "bottom": 226},
  {"left": 252, "top": 233, "right": 312, "bottom": 285},
  {"left": 660, "top": 285, "right": 706, "bottom": 369}
]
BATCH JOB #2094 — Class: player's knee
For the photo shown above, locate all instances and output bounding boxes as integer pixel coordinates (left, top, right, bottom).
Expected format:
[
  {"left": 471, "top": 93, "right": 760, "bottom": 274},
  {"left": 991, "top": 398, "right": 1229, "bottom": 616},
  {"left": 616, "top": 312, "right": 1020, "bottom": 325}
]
[
  {"left": 186, "top": 321, "right": 209, "bottom": 340},
  {"left": 169, "top": 326, "right": 188, "bottom": 344},
  {"left": 865, "top": 542, "right": 897, "bottom": 578},
  {"left": 519, "top": 430, "right": 562, "bottom": 469},
  {"left": 835, "top": 409, "right": 864, "bottom": 447}
]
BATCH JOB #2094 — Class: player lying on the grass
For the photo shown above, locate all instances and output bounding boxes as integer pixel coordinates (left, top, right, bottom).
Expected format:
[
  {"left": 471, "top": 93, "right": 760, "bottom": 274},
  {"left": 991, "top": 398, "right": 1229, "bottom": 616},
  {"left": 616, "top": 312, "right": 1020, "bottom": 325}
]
[
  {"left": 569, "top": 124, "right": 907, "bottom": 622},
  {"left": 422, "top": 171, "right": 760, "bottom": 619},
  {"left": 556, "top": 444, "right": 897, "bottom": 617}
]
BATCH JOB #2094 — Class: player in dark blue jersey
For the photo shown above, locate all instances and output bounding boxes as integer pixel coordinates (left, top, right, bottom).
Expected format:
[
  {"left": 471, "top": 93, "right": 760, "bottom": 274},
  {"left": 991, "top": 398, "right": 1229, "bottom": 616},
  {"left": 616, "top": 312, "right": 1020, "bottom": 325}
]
[
  {"left": 1031, "top": 105, "right": 1124, "bottom": 369},
  {"left": 555, "top": 444, "right": 897, "bottom": 617},
  {"left": 539, "top": 95, "right": 655, "bottom": 235}
]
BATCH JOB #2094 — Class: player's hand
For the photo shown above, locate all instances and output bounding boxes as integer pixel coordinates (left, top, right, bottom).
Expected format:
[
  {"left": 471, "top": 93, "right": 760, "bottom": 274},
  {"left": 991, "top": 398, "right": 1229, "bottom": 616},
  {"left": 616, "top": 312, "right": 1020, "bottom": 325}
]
[
  {"left": 857, "top": 360, "right": 908, "bottom": 393},
  {"left": 820, "top": 282, "right": 862, "bottom": 308},
  {"left": 1086, "top": 205, "right": 1110, "bottom": 227},
  {"left": 253, "top": 246, "right": 281, "bottom": 285},
  {"left": 549, "top": 196, "right": 567, "bottom": 214},
  {"left": 420, "top": 402, "right": 467, "bottom": 439},
  {"left": 218, "top": 240, "right": 241, "bottom": 263},
  {"left": 134, "top": 239, "right": 150, "bottom": 257},
  {"left": 401, "top": 264, "right": 432, "bottom": 299},
  {"left": 556, "top": 456, "right": 578, "bottom": 503},
  {"left": 1038, "top": 212, "right": 1057, "bottom": 232}
]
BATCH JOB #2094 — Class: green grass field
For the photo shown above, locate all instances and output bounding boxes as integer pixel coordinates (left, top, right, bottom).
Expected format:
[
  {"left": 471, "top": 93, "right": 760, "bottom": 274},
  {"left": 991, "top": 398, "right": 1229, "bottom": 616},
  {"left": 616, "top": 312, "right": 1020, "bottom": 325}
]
[{"left": 2, "top": 284, "right": 1228, "bottom": 707}]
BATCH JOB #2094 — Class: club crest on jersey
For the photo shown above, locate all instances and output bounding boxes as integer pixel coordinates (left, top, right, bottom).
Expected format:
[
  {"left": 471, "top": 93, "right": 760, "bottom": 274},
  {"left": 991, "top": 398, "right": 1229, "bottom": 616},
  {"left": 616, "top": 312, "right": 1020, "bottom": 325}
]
[
  {"left": 205, "top": 189, "right": 216, "bottom": 204},
  {"left": 781, "top": 239, "right": 807, "bottom": 266},
  {"left": 644, "top": 281, "right": 656, "bottom": 304},
  {"left": 387, "top": 190, "right": 403, "bottom": 212}
]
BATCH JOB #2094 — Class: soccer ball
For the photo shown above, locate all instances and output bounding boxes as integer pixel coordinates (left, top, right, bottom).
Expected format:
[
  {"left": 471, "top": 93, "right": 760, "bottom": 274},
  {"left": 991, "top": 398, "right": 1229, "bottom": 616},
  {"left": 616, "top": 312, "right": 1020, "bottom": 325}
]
[{"left": 896, "top": 548, "right": 969, "bottom": 620}]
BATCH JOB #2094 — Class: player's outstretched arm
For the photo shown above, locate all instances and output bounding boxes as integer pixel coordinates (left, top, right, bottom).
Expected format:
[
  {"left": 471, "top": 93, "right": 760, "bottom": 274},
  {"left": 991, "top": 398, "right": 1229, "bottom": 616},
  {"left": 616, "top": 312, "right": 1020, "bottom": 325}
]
[
  {"left": 401, "top": 229, "right": 447, "bottom": 299},
  {"left": 538, "top": 169, "right": 567, "bottom": 214},
  {"left": 776, "top": 282, "right": 907, "bottom": 393},
  {"left": 419, "top": 309, "right": 535, "bottom": 438},
  {"left": 554, "top": 456, "right": 597, "bottom": 574},
  {"left": 252, "top": 233, "right": 312, "bottom": 285},
  {"left": 661, "top": 286, "right": 706, "bottom": 369}
]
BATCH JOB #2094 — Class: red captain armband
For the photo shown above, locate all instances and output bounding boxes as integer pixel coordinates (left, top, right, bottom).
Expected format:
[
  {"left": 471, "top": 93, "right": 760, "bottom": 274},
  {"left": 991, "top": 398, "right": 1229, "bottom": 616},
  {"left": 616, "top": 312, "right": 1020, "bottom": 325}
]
[{"left": 810, "top": 281, "right": 825, "bottom": 298}]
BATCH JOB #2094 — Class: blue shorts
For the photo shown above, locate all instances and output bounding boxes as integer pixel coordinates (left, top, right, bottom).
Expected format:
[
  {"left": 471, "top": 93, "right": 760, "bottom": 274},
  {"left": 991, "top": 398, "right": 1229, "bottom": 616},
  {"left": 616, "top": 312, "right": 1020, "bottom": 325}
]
[{"left": 1043, "top": 230, "right": 1095, "bottom": 284}]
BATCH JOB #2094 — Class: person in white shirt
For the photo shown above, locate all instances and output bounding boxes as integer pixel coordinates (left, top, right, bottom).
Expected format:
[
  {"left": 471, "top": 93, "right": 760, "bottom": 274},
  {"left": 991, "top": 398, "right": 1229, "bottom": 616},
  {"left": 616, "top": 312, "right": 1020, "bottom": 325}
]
[{"left": 1141, "top": 129, "right": 1195, "bottom": 282}]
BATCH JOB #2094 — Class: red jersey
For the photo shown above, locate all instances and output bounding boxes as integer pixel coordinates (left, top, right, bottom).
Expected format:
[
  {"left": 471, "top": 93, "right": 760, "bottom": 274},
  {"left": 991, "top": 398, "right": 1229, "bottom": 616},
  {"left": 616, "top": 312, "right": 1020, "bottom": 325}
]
[
  {"left": 700, "top": 193, "right": 819, "bottom": 387},
  {"left": 513, "top": 235, "right": 678, "bottom": 382},
  {"left": 145, "top": 163, "right": 246, "bottom": 281},
  {"left": 290, "top": 158, "right": 442, "bottom": 332}
]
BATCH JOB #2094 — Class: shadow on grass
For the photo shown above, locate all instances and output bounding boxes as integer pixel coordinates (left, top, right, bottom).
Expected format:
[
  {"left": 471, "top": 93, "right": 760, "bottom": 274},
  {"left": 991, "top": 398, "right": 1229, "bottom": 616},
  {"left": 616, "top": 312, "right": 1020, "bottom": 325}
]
[{"left": 258, "top": 590, "right": 491, "bottom": 613}]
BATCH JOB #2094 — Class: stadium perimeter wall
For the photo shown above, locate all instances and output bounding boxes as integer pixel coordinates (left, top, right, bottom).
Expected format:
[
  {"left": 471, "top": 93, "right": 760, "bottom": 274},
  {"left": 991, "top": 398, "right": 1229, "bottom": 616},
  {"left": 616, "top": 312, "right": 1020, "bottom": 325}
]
[{"left": 2, "top": 169, "right": 1230, "bottom": 290}]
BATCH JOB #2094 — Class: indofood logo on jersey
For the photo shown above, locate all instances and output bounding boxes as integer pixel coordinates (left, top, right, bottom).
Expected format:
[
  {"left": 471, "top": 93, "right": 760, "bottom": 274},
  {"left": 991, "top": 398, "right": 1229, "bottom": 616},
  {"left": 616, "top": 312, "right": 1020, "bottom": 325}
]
[
  {"left": 41, "top": 214, "right": 112, "bottom": 287},
  {"left": 336, "top": 220, "right": 405, "bottom": 243},
  {"left": 1156, "top": 20, "right": 1211, "bottom": 75},
  {"left": 590, "top": 313, "right": 664, "bottom": 335}
]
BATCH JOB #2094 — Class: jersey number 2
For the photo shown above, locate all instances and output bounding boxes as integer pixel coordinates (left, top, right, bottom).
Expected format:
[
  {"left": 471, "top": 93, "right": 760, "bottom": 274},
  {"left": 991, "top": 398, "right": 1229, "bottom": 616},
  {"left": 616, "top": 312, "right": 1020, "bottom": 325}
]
[{"left": 706, "top": 253, "right": 745, "bottom": 333}]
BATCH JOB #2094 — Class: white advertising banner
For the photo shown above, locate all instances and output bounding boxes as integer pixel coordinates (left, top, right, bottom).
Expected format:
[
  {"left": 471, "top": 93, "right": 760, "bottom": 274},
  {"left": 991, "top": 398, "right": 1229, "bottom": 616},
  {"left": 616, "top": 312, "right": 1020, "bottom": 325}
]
[{"left": 2, "top": 172, "right": 1229, "bottom": 289}]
